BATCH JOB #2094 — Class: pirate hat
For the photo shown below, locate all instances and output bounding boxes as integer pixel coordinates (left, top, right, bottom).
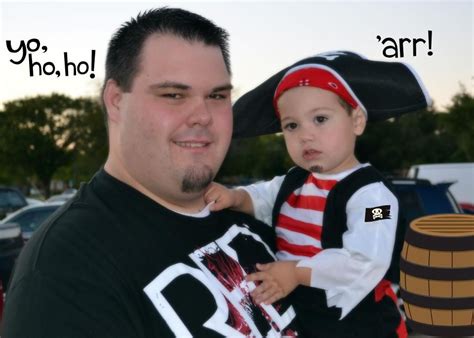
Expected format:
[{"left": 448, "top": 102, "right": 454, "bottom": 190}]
[{"left": 233, "top": 51, "right": 431, "bottom": 138}]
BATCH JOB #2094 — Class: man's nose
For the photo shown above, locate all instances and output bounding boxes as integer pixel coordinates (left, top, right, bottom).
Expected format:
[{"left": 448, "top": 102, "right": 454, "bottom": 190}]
[{"left": 187, "top": 98, "right": 212, "bottom": 126}]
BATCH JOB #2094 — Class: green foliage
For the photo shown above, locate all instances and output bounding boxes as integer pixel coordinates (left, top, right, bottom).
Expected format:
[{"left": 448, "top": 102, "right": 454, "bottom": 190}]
[
  {"left": 356, "top": 108, "right": 458, "bottom": 175},
  {"left": 438, "top": 88, "right": 474, "bottom": 161},
  {"left": 54, "top": 97, "right": 108, "bottom": 185},
  {"left": 357, "top": 88, "right": 473, "bottom": 174},
  {"left": 217, "top": 134, "right": 292, "bottom": 183},
  {"left": 0, "top": 94, "right": 107, "bottom": 195}
]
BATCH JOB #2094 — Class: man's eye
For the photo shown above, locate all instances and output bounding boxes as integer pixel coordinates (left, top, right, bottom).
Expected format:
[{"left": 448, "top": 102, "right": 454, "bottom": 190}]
[
  {"left": 283, "top": 122, "right": 298, "bottom": 131},
  {"left": 208, "top": 93, "right": 227, "bottom": 100},
  {"left": 161, "top": 93, "right": 183, "bottom": 99},
  {"left": 314, "top": 116, "right": 328, "bottom": 124}
]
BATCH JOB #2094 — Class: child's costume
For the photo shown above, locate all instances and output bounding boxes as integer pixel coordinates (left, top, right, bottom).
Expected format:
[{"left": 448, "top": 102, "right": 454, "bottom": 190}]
[{"left": 233, "top": 51, "right": 432, "bottom": 337}]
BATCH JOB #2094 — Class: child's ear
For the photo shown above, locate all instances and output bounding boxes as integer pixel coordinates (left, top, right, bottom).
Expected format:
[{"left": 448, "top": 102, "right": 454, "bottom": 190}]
[{"left": 352, "top": 107, "right": 367, "bottom": 136}]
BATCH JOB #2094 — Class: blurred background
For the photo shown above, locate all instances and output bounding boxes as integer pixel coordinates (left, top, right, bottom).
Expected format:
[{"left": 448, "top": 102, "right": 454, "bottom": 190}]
[
  {"left": 0, "top": 0, "right": 472, "bottom": 199},
  {"left": 0, "top": 1, "right": 473, "bottom": 333}
]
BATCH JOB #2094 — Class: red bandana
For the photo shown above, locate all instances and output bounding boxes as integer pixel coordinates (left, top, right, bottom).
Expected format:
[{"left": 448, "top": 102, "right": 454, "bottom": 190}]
[{"left": 273, "top": 66, "right": 359, "bottom": 116}]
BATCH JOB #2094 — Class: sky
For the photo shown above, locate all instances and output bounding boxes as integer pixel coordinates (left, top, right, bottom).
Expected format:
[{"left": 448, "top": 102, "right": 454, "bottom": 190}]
[{"left": 0, "top": 0, "right": 472, "bottom": 111}]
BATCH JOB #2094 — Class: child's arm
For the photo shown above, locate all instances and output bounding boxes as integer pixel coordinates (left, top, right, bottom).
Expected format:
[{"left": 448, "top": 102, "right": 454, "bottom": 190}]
[
  {"left": 245, "top": 261, "right": 311, "bottom": 304},
  {"left": 204, "top": 182, "right": 255, "bottom": 215}
]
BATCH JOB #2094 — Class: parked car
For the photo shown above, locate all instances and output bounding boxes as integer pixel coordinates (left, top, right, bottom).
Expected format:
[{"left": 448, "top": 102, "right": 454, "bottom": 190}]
[
  {"left": 46, "top": 189, "right": 77, "bottom": 203},
  {"left": 0, "top": 201, "right": 65, "bottom": 241},
  {"left": 26, "top": 197, "right": 45, "bottom": 206},
  {"left": 389, "top": 177, "right": 462, "bottom": 224},
  {"left": 0, "top": 222, "right": 24, "bottom": 291},
  {"left": 407, "top": 162, "right": 474, "bottom": 213},
  {"left": 0, "top": 187, "right": 28, "bottom": 220}
]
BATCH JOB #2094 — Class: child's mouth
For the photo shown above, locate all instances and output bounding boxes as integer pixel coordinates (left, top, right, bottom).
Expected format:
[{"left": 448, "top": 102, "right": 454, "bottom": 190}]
[{"left": 303, "top": 149, "right": 322, "bottom": 160}]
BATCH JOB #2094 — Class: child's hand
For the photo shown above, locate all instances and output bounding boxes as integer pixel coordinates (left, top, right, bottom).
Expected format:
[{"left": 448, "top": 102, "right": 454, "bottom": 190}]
[
  {"left": 246, "top": 261, "right": 300, "bottom": 305},
  {"left": 204, "top": 182, "right": 239, "bottom": 211}
]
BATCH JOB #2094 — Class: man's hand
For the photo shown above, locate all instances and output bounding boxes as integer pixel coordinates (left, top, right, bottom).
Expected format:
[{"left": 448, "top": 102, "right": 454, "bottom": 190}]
[{"left": 246, "top": 261, "right": 300, "bottom": 305}]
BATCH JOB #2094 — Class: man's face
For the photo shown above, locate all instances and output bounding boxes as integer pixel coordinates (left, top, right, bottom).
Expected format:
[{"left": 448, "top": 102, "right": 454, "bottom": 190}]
[{"left": 108, "top": 34, "right": 232, "bottom": 207}]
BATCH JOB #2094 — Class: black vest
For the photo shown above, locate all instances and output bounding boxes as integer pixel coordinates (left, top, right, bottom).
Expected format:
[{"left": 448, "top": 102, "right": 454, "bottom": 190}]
[{"left": 271, "top": 166, "right": 404, "bottom": 319}]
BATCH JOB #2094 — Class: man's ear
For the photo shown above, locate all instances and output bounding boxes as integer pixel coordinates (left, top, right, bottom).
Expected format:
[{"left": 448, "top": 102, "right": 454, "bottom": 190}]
[
  {"left": 353, "top": 107, "right": 367, "bottom": 136},
  {"left": 103, "top": 79, "right": 123, "bottom": 123}
]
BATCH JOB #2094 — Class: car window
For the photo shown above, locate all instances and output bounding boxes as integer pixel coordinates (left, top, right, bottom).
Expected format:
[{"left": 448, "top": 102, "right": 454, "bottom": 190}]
[
  {"left": 10, "top": 207, "right": 59, "bottom": 232},
  {"left": 418, "top": 186, "right": 460, "bottom": 214},
  {"left": 0, "top": 191, "right": 26, "bottom": 208}
]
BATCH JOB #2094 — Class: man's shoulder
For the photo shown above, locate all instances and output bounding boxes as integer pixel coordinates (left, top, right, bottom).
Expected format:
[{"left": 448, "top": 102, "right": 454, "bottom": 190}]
[
  {"left": 41, "top": 182, "right": 114, "bottom": 234},
  {"left": 12, "top": 181, "right": 115, "bottom": 272}
]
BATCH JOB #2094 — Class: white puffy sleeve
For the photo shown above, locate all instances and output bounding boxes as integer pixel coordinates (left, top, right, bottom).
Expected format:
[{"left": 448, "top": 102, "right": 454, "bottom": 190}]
[
  {"left": 239, "top": 175, "right": 285, "bottom": 226},
  {"left": 296, "top": 181, "right": 399, "bottom": 319}
]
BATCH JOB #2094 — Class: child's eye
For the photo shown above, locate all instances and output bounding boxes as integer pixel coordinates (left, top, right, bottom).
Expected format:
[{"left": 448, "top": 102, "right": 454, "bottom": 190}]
[
  {"left": 313, "top": 115, "right": 328, "bottom": 124},
  {"left": 283, "top": 122, "right": 298, "bottom": 131}
]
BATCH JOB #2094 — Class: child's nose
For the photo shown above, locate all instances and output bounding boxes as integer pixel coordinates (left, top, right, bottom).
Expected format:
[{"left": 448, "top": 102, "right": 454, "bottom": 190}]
[{"left": 300, "top": 125, "right": 315, "bottom": 142}]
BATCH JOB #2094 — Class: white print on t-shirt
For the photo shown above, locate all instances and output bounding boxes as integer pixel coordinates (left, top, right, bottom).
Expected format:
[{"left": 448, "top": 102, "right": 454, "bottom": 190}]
[{"left": 144, "top": 225, "right": 297, "bottom": 337}]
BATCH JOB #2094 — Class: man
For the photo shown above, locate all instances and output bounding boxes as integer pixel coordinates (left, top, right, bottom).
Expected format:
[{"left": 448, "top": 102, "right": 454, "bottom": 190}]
[{"left": 2, "top": 8, "right": 299, "bottom": 337}]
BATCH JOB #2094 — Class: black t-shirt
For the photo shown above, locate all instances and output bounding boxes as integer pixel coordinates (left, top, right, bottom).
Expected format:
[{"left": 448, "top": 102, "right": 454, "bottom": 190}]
[{"left": 3, "top": 170, "right": 299, "bottom": 337}]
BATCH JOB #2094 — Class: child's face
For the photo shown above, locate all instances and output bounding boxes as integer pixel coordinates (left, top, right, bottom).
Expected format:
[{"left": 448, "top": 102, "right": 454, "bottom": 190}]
[{"left": 277, "top": 86, "right": 366, "bottom": 174}]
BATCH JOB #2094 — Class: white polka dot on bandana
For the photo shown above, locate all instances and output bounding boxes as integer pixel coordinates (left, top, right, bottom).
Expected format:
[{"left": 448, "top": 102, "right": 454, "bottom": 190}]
[
  {"left": 299, "top": 78, "right": 310, "bottom": 86},
  {"left": 328, "top": 82, "right": 338, "bottom": 89}
]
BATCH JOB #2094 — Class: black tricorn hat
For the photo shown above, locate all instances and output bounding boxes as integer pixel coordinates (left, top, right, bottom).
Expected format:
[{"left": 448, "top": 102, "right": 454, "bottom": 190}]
[{"left": 232, "top": 51, "right": 431, "bottom": 138}]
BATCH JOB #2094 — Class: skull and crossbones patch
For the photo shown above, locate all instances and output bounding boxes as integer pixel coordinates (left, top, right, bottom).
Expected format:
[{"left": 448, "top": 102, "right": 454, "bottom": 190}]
[{"left": 365, "top": 205, "right": 391, "bottom": 222}]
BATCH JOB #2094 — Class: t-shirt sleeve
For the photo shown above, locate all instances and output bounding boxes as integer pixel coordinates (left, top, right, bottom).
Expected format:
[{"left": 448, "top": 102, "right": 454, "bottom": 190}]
[
  {"left": 239, "top": 175, "right": 285, "bottom": 226},
  {"left": 296, "top": 182, "right": 399, "bottom": 319}
]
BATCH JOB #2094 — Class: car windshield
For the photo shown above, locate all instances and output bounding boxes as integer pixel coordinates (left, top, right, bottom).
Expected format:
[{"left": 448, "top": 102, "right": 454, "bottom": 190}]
[
  {"left": 393, "top": 183, "right": 461, "bottom": 224},
  {"left": 9, "top": 206, "right": 61, "bottom": 232},
  {"left": 418, "top": 185, "right": 461, "bottom": 214},
  {"left": 0, "top": 191, "right": 25, "bottom": 208}
]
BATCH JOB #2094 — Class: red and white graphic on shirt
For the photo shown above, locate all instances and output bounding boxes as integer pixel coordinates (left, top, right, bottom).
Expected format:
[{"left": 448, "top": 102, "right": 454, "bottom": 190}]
[{"left": 144, "top": 225, "right": 297, "bottom": 337}]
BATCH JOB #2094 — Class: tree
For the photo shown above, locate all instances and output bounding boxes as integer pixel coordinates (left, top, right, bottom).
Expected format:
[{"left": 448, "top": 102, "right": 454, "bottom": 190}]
[
  {"left": 217, "top": 134, "right": 292, "bottom": 183},
  {"left": 356, "top": 107, "right": 459, "bottom": 175},
  {"left": 54, "top": 97, "right": 108, "bottom": 186},
  {"left": 356, "top": 86, "right": 474, "bottom": 174},
  {"left": 438, "top": 87, "right": 474, "bottom": 161},
  {"left": 0, "top": 94, "right": 83, "bottom": 196}
]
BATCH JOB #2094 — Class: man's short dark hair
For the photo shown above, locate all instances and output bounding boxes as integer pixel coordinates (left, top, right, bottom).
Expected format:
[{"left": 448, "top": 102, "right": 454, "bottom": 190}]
[{"left": 104, "top": 7, "right": 230, "bottom": 93}]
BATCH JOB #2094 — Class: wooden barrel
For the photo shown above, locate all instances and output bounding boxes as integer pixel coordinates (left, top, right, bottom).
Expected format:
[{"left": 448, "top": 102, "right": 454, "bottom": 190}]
[{"left": 400, "top": 214, "right": 474, "bottom": 336}]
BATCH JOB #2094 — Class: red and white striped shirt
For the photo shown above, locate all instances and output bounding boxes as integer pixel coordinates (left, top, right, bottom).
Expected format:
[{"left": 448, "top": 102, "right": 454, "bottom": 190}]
[{"left": 275, "top": 173, "right": 338, "bottom": 261}]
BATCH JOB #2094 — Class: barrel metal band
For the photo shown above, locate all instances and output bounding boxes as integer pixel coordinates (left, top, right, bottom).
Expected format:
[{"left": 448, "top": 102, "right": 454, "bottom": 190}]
[
  {"left": 400, "top": 289, "right": 474, "bottom": 309},
  {"left": 405, "top": 226, "right": 474, "bottom": 251},
  {"left": 400, "top": 258, "right": 474, "bottom": 280},
  {"left": 406, "top": 319, "right": 474, "bottom": 336}
]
